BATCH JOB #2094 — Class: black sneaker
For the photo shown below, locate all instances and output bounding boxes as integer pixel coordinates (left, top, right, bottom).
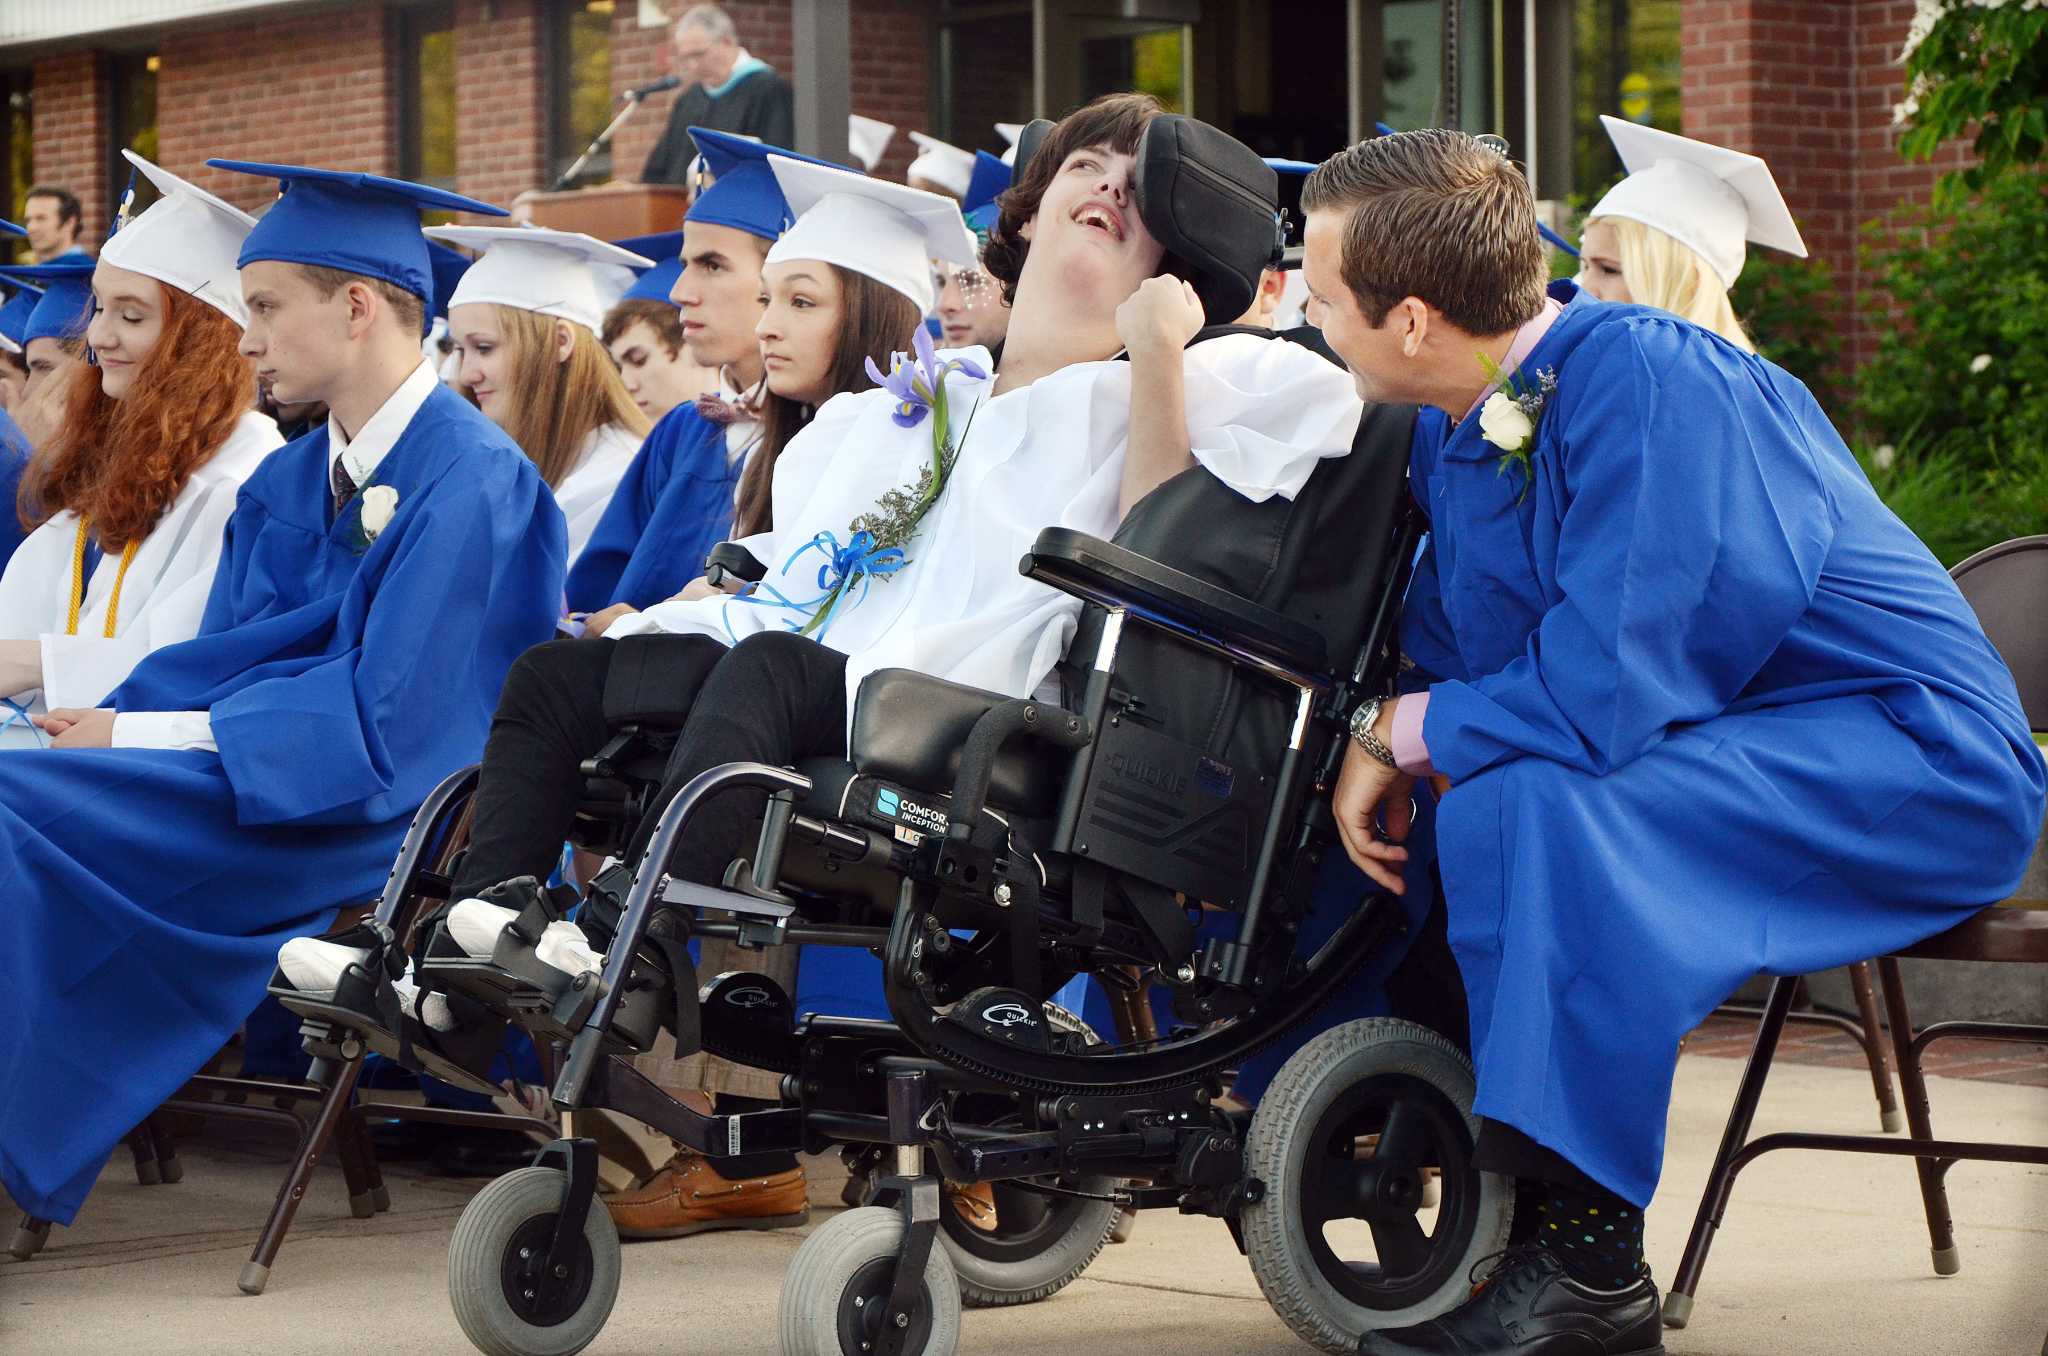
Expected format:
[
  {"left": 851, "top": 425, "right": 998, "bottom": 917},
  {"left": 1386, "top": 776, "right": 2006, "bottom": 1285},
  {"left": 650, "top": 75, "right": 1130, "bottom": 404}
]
[{"left": 1358, "top": 1246, "right": 1664, "bottom": 1356}]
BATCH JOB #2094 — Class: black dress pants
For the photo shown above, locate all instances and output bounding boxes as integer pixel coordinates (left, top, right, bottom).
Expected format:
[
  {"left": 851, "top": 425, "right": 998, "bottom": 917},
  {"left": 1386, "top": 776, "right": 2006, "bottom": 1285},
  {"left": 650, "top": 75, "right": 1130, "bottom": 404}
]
[{"left": 453, "top": 630, "right": 850, "bottom": 899}]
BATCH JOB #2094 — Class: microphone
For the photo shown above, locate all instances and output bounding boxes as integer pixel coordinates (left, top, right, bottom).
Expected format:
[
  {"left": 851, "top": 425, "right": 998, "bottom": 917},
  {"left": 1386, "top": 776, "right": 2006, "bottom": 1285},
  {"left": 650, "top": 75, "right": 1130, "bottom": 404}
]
[{"left": 622, "top": 74, "right": 682, "bottom": 102}]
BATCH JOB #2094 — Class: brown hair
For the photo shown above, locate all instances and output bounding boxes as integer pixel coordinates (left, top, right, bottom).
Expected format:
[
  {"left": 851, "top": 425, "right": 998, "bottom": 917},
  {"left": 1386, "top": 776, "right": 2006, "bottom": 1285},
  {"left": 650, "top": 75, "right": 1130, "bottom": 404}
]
[
  {"left": 21, "top": 282, "right": 255, "bottom": 550},
  {"left": 486, "top": 306, "right": 652, "bottom": 488},
  {"left": 1300, "top": 128, "right": 1547, "bottom": 336},
  {"left": 291, "top": 263, "right": 427, "bottom": 336},
  {"left": 981, "top": 91, "right": 1187, "bottom": 307},
  {"left": 735, "top": 265, "right": 921, "bottom": 537},
  {"left": 601, "top": 297, "right": 686, "bottom": 354}
]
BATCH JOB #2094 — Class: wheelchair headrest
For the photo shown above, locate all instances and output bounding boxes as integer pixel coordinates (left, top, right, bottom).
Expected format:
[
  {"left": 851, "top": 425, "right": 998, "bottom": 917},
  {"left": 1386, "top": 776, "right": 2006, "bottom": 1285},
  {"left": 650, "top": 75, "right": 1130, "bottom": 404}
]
[{"left": 1012, "top": 114, "right": 1282, "bottom": 325}]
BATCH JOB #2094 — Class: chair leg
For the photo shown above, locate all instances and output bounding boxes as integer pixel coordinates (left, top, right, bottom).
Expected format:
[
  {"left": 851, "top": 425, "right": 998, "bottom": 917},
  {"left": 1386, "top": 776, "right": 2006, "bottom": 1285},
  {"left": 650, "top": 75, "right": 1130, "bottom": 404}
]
[
  {"left": 330, "top": 1105, "right": 377, "bottom": 1220},
  {"left": 345, "top": 1108, "right": 392, "bottom": 1213},
  {"left": 124, "top": 1119, "right": 164, "bottom": 1186},
  {"left": 8, "top": 1214, "right": 53, "bottom": 1260},
  {"left": 1663, "top": 974, "right": 1799, "bottom": 1329},
  {"left": 149, "top": 1112, "right": 184, "bottom": 1185},
  {"left": 238, "top": 1051, "right": 366, "bottom": 1296},
  {"left": 1876, "top": 955, "right": 1960, "bottom": 1276},
  {"left": 1846, "top": 961, "right": 1902, "bottom": 1133}
]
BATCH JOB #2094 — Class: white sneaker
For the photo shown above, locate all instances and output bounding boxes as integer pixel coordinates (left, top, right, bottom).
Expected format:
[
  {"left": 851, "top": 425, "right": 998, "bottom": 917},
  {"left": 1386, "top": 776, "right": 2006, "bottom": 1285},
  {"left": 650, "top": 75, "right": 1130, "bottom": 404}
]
[
  {"left": 275, "top": 938, "right": 455, "bottom": 1032},
  {"left": 535, "top": 920, "right": 603, "bottom": 978},
  {"left": 446, "top": 899, "right": 521, "bottom": 959}
]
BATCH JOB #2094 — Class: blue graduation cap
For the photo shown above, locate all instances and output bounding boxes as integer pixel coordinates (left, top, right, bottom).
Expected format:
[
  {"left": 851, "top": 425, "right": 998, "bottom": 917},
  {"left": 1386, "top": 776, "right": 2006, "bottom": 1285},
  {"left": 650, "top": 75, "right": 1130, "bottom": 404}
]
[
  {"left": 205, "top": 161, "right": 507, "bottom": 304},
  {"left": 0, "top": 257, "right": 97, "bottom": 345},
  {"left": 686, "top": 127, "right": 845, "bottom": 243},
  {"left": 962, "top": 151, "right": 1011, "bottom": 234},
  {"left": 427, "top": 241, "right": 473, "bottom": 324},
  {"left": 612, "top": 230, "right": 683, "bottom": 305},
  {"left": 0, "top": 281, "right": 42, "bottom": 354},
  {"left": 0, "top": 218, "right": 23, "bottom": 240}
]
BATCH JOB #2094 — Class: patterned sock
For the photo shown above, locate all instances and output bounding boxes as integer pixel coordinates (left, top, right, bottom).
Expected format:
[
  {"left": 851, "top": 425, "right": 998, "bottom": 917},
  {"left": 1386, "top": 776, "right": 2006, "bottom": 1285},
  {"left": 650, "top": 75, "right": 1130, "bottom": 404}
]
[{"left": 1536, "top": 1182, "right": 1647, "bottom": 1289}]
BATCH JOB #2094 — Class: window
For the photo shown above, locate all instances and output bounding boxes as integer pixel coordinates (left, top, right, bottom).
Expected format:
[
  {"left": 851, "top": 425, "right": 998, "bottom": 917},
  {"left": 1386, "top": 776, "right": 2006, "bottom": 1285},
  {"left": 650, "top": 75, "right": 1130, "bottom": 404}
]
[
  {"left": 1371, "top": 0, "right": 1494, "bottom": 134},
  {"left": 107, "top": 51, "right": 159, "bottom": 226},
  {"left": 398, "top": 1, "right": 457, "bottom": 195},
  {"left": 547, "top": 0, "right": 617, "bottom": 189},
  {"left": 1568, "top": 0, "right": 1681, "bottom": 203},
  {"left": 1, "top": 71, "right": 30, "bottom": 261},
  {"left": 936, "top": 2, "right": 1032, "bottom": 153}
]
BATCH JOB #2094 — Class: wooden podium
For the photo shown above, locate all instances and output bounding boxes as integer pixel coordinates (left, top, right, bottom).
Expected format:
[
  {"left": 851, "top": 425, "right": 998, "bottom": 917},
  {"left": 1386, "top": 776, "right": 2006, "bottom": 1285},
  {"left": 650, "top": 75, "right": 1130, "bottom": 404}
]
[{"left": 523, "top": 185, "right": 691, "bottom": 239}]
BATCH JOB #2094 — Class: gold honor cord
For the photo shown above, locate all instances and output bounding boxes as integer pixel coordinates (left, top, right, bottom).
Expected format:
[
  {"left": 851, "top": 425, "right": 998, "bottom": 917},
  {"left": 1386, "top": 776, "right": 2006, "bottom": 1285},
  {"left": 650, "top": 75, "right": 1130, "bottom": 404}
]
[{"left": 64, "top": 518, "right": 140, "bottom": 639}]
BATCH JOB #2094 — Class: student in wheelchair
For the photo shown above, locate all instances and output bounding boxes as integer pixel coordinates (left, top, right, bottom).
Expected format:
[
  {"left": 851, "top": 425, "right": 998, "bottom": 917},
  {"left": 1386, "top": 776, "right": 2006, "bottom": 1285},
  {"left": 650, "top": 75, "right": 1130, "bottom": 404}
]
[{"left": 276, "top": 97, "right": 1477, "bottom": 1356}]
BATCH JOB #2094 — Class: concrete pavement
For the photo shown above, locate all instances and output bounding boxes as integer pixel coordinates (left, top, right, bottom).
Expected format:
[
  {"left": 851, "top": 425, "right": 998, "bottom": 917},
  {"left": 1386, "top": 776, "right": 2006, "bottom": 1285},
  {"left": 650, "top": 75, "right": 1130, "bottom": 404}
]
[{"left": 4, "top": 1052, "right": 2044, "bottom": 1355}]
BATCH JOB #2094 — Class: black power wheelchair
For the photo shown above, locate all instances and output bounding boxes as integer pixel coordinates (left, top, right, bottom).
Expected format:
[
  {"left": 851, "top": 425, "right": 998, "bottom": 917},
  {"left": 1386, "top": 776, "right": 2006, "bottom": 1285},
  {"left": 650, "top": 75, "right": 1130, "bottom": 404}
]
[{"left": 270, "top": 114, "right": 1513, "bottom": 1356}]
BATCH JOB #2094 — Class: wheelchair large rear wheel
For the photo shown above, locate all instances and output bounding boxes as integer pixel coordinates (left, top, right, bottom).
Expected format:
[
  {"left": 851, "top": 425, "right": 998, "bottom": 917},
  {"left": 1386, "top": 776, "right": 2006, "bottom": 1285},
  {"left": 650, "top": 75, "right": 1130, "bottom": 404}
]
[
  {"left": 1240, "top": 1018, "right": 1512, "bottom": 1354},
  {"left": 447, "top": 1166, "right": 621, "bottom": 1356},
  {"left": 779, "top": 1206, "right": 962, "bottom": 1356}
]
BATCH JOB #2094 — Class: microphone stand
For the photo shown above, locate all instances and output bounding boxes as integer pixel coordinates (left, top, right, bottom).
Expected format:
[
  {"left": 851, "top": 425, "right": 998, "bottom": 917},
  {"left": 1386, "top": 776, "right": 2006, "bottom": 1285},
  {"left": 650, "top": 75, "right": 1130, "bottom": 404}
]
[{"left": 552, "top": 90, "right": 660, "bottom": 192}]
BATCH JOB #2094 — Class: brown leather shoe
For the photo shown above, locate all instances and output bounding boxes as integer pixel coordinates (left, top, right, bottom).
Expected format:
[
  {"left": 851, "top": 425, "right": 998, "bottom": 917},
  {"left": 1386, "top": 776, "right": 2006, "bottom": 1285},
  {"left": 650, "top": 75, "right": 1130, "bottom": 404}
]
[
  {"left": 603, "top": 1152, "right": 809, "bottom": 1240},
  {"left": 946, "top": 1180, "right": 998, "bottom": 1233}
]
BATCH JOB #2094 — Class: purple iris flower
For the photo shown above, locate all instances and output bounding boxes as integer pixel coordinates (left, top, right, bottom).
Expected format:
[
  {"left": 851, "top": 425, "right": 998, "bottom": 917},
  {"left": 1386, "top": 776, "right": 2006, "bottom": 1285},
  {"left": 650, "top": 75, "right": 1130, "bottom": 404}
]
[{"left": 864, "top": 324, "right": 988, "bottom": 429}]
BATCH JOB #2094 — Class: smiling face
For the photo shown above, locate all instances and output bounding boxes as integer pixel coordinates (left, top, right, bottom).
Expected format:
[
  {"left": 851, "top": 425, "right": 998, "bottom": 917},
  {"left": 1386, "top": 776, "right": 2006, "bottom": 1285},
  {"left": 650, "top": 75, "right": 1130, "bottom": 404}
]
[
  {"left": 671, "top": 221, "right": 769, "bottom": 373},
  {"left": 238, "top": 260, "right": 353, "bottom": 408},
  {"left": 1016, "top": 145, "right": 1166, "bottom": 310},
  {"left": 755, "top": 259, "right": 844, "bottom": 407},
  {"left": 448, "top": 302, "right": 520, "bottom": 426},
  {"left": 84, "top": 261, "right": 169, "bottom": 401},
  {"left": 1304, "top": 207, "right": 1415, "bottom": 405},
  {"left": 1575, "top": 219, "right": 1633, "bottom": 303}
]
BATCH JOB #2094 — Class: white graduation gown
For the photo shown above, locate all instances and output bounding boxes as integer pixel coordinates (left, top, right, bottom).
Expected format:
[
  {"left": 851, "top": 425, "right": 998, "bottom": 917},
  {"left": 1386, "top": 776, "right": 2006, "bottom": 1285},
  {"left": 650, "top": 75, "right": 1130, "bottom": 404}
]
[
  {"left": 556, "top": 422, "right": 643, "bottom": 567},
  {"left": 0, "top": 408, "right": 282, "bottom": 747},
  {"left": 608, "top": 335, "right": 1362, "bottom": 719}
]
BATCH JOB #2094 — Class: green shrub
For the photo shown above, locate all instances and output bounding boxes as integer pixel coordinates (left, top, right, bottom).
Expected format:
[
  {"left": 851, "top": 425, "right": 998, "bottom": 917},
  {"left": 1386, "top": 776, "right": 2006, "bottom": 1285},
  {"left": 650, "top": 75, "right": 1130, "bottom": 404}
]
[
  {"left": 1854, "top": 169, "right": 2048, "bottom": 472},
  {"left": 1859, "top": 438, "right": 2048, "bottom": 568},
  {"left": 1731, "top": 252, "right": 1841, "bottom": 397}
]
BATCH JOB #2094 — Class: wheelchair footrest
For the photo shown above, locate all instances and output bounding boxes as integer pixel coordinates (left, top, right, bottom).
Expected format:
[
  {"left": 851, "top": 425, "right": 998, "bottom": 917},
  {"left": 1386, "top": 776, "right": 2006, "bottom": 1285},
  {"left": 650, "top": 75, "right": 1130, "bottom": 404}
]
[
  {"left": 414, "top": 915, "right": 669, "bottom": 1054},
  {"left": 698, "top": 972, "right": 801, "bottom": 1075}
]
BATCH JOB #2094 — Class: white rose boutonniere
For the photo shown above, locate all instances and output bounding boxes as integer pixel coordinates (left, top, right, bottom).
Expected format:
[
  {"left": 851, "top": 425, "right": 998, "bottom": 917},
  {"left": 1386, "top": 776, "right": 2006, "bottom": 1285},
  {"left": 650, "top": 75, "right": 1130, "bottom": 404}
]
[
  {"left": 359, "top": 484, "right": 400, "bottom": 544},
  {"left": 1475, "top": 352, "right": 1558, "bottom": 503}
]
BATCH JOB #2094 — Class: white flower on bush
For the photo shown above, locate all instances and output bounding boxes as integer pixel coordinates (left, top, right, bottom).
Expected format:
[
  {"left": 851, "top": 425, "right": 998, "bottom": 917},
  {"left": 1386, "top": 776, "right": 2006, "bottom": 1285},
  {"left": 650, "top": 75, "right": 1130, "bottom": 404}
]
[
  {"left": 1478, "top": 392, "right": 1535, "bottom": 452},
  {"left": 1969, "top": 353, "right": 1993, "bottom": 374},
  {"left": 1874, "top": 444, "right": 1897, "bottom": 471},
  {"left": 360, "top": 484, "right": 400, "bottom": 542}
]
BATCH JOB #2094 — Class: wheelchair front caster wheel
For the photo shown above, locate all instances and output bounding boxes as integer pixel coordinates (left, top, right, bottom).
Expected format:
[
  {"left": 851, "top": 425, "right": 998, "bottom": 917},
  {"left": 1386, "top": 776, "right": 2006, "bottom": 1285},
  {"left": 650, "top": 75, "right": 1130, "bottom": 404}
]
[
  {"left": 779, "top": 1206, "right": 962, "bottom": 1356},
  {"left": 448, "top": 1166, "right": 620, "bottom": 1356}
]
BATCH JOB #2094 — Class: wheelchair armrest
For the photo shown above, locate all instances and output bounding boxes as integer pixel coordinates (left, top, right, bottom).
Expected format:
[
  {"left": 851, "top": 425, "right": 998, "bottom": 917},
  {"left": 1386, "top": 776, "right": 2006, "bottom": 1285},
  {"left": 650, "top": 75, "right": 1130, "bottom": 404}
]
[
  {"left": 704, "top": 541, "right": 767, "bottom": 590},
  {"left": 1019, "top": 527, "right": 1329, "bottom": 677}
]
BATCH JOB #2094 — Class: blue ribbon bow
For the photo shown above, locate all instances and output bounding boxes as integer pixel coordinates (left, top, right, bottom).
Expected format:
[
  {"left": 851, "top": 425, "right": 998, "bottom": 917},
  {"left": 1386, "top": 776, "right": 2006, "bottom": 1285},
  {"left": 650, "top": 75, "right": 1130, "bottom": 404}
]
[
  {"left": 2, "top": 697, "right": 47, "bottom": 747},
  {"left": 725, "top": 529, "right": 907, "bottom": 643}
]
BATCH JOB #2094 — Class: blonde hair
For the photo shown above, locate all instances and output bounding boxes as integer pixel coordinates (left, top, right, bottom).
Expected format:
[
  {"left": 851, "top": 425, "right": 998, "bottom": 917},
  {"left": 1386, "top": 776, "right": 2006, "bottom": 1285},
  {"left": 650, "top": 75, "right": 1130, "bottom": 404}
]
[
  {"left": 488, "top": 305, "right": 651, "bottom": 487},
  {"left": 1588, "top": 215, "right": 1754, "bottom": 353}
]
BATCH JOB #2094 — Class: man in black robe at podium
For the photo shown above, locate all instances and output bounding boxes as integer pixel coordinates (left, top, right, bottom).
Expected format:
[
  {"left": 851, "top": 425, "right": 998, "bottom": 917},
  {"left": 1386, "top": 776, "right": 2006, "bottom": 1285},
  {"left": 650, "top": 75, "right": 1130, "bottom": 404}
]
[{"left": 640, "top": 4, "right": 795, "bottom": 185}]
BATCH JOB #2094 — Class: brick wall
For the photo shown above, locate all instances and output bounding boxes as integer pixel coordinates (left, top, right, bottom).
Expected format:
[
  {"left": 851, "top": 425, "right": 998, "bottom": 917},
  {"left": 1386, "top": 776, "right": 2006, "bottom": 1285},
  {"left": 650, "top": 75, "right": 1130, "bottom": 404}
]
[
  {"left": 611, "top": 1, "right": 932, "bottom": 187},
  {"left": 157, "top": 3, "right": 394, "bottom": 217},
  {"left": 29, "top": 51, "right": 110, "bottom": 249},
  {"left": 454, "top": 0, "right": 548, "bottom": 215},
  {"left": 1680, "top": 0, "right": 1972, "bottom": 374}
]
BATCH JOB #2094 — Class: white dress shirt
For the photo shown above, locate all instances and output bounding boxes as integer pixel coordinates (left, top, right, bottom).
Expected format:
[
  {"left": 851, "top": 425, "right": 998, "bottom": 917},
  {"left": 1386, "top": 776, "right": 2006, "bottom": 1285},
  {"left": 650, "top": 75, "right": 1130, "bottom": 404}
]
[{"left": 113, "top": 360, "right": 442, "bottom": 751}]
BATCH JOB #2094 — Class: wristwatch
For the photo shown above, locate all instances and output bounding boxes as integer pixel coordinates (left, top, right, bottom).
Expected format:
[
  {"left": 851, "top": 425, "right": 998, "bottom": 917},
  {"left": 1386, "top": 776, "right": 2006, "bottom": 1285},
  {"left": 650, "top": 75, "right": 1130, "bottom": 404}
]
[{"left": 1349, "top": 696, "right": 1399, "bottom": 769}]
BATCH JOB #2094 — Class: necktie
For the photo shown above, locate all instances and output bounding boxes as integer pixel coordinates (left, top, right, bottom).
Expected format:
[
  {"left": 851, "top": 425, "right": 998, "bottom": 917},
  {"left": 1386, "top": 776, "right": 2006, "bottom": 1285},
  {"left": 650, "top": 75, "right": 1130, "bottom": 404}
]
[{"left": 332, "top": 455, "right": 357, "bottom": 515}]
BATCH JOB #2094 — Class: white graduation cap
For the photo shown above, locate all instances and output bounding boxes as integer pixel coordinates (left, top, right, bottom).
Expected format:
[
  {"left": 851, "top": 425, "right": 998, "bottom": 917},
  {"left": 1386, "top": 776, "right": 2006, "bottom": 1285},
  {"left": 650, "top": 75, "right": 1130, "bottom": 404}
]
[
  {"left": 1587, "top": 115, "right": 1807, "bottom": 288},
  {"left": 97, "top": 149, "right": 258, "bottom": 325},
  {"left": 848, "top": 115, "right": 896, "bottom": 173},
  {"left": 906, "top": 132, "right": 975, "bottom": 198},
  {"left": 995, "top": 122, "right": 1025, "bottom": 167},
  {"left": 422, "top": 224, "right": 652, "bottom": 334},
  {"left": 765, "top": 155, "right": 980, "bottom": 314}
]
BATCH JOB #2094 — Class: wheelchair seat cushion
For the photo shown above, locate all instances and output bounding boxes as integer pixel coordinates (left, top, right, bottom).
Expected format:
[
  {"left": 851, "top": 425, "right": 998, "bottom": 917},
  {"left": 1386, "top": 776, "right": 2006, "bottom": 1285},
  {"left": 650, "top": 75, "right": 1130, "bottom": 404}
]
[{"left": 849, "top": 669, "right": 1069, "bottom": 815}]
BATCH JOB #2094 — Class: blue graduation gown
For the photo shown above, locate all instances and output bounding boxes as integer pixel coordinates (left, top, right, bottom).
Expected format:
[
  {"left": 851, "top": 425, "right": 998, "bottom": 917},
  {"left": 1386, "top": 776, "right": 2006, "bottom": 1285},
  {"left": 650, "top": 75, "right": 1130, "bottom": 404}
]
[
  {"left": 0, "top": 386, "right": 565, "bottom": 1224},
  {"left": 0, "top": 407, "right": 30, "bottom": 570},
  {"left": 1408, "top": 295, "right": 2046, "bottom": 1207},
  {"left": 564, "top": 405, "right": 742, "bottom": 612}
]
